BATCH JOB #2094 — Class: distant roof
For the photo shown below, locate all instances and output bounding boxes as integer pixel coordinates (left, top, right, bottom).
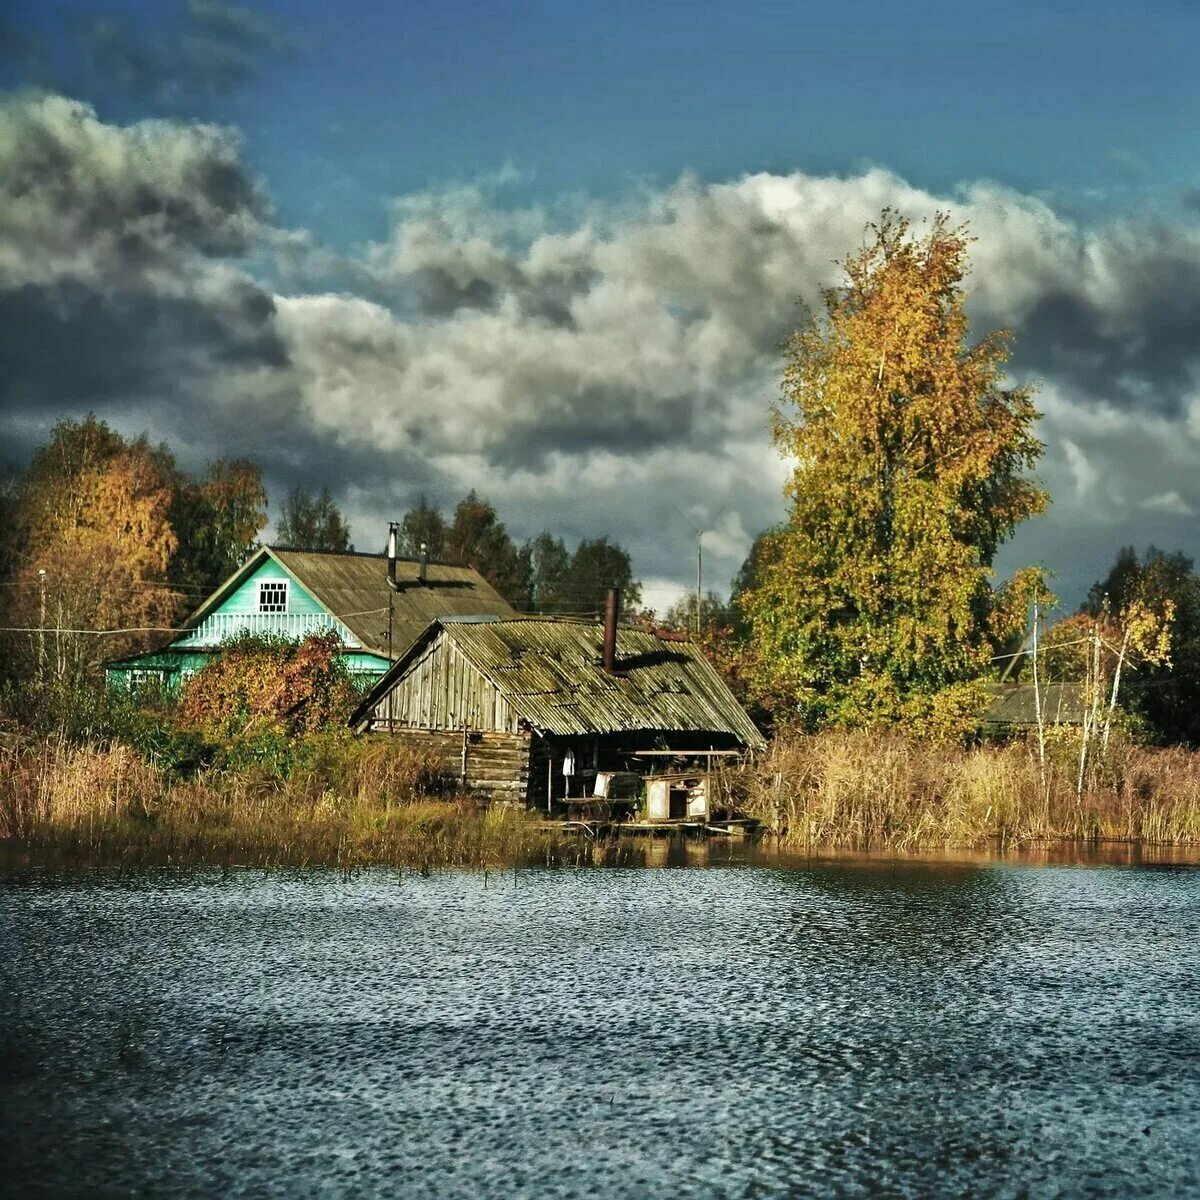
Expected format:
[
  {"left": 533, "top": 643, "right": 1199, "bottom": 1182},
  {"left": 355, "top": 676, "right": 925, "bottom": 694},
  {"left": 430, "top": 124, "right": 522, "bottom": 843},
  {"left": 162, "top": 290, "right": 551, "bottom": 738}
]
[
  {"left": 983, "top": 682, "right": 1087, "bottom": 726},
  {"left": 186, "top": 546, "right": 515, "bottom": 656},
  {"left": 353, "top": 617, "right": 765, "bottom": 746}
]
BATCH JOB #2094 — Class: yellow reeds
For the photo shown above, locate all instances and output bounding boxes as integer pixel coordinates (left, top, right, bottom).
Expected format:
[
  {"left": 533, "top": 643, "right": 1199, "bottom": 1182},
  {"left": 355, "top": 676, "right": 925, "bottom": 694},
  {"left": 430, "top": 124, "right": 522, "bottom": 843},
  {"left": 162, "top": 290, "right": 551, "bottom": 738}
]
[
  {"left": 741, "top": 730, "right": 1200, "bottom": 849},
  {"left": 0, "top": 737, "right": 561, "bottom": 869}
]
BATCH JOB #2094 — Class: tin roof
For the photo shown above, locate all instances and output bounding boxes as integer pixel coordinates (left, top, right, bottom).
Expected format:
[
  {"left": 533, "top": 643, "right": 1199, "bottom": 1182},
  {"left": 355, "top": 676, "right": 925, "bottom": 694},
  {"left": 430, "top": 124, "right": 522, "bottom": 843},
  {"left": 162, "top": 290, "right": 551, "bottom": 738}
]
[
  {"left": 982, "top": 682, "right": 1087, "bottom": 726},
  {"left": 355, "top": 617, "right": 765, "bottom": 746},
  {"left": 267, "top": 548, "right": 514, "bottom": 655}
]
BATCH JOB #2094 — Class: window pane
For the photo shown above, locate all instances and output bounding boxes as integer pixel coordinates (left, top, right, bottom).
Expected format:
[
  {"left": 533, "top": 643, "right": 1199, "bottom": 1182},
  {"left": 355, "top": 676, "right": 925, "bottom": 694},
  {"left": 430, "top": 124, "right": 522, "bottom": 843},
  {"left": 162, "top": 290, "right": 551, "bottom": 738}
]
[{"left": 258, "top": 581, "right": 288, "bottom": 612}]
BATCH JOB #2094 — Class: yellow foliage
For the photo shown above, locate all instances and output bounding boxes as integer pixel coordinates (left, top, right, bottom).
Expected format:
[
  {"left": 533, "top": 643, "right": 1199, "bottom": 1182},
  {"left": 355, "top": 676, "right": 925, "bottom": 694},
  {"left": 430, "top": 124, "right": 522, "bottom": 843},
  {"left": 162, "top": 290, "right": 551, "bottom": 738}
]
[{"left": 746, "top": 211, "right": 1047, "bottom": 731}]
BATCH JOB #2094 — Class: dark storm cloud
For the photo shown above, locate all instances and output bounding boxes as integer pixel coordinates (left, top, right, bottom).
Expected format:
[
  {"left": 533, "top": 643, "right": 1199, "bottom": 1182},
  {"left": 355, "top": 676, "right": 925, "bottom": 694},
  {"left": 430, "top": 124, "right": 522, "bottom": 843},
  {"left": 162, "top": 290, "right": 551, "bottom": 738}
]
[{"left": 0, "top": 92, "right": 289, "bottom": 485}]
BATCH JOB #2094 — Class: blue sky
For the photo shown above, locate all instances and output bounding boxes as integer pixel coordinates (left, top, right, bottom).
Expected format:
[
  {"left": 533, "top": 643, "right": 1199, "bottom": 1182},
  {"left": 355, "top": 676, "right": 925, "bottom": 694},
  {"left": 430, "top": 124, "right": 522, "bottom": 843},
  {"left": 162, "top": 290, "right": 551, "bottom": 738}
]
[
  {"left": 3, "top": 0, "right": 1200, "bottom": 610},
  {"left": 10, "top": 0, "right": 1199, "bottom": 238}
]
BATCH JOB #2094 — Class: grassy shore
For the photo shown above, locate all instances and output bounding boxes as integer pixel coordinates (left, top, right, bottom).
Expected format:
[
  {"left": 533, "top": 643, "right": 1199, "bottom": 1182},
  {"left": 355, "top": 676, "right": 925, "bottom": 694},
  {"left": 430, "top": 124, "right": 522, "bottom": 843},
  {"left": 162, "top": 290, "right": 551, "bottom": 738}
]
[
  {"left": 741, "top": 731, "right": 1200, "bottom": 849},
  {"left": 0, "top": 737, "right": 574, "bottom": 869},
  {"left": 4, "top": 730, "right": 1200, "bottom": 866}
]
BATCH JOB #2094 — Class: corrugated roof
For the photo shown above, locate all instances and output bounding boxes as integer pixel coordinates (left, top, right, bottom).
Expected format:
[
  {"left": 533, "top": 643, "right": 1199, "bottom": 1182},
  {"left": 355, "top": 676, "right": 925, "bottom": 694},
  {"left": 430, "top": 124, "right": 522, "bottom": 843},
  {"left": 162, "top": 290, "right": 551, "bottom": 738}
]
[
  {"left": 983, "top": 682, "right": 1087, "bottom": 726},
  {"left": 264, "top": 548, "right": 516, "bottom": 655},
  {"left": 364, "top": 618, "right": 764, "bottom": 746}
]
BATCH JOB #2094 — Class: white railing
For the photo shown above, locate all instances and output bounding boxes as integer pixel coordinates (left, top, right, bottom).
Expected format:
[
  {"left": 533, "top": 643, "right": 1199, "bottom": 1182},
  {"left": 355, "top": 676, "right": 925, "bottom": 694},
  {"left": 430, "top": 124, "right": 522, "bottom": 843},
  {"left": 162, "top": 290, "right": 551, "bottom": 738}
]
[{"left": 178, "top": 611, "right": 357, "bottom": 647}]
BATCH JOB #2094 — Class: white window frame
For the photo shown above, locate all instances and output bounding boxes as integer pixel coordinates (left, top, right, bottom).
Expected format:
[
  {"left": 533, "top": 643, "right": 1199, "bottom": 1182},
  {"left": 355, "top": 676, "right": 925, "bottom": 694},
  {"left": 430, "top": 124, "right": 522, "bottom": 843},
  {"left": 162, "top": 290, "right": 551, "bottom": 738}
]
[{"left": 257, "top": 579, "right": 289, "bottom": 613}]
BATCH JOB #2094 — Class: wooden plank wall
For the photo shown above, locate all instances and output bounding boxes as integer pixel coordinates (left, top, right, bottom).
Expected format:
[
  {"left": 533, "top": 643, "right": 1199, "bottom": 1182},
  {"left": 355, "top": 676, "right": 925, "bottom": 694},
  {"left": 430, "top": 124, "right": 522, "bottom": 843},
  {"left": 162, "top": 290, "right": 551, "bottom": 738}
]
[
  {"left": 369, "top": 634, "right": 517, "bottom": 733},
  {"left": 372, "top": 727, "right": 531, "bottom": 804}
]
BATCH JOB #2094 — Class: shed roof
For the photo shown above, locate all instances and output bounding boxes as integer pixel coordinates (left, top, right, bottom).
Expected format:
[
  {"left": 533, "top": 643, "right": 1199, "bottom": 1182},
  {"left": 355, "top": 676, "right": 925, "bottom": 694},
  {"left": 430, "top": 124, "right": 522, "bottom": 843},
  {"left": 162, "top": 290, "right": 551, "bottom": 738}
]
[
  {"left": 354, "top": 617, "right": 766, "bottom": 747},
  {"left": 982, "top": 682, "right": 1087, "bottom": 726}
]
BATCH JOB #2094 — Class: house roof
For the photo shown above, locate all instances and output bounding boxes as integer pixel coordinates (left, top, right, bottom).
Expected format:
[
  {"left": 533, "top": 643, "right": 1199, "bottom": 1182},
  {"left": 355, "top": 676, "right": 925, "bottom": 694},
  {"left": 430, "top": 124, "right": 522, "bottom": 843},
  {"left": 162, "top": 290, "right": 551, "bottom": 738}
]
[
  {"left": 982, "top": 682, "right": 1087, "bottom": 726},
  {"left": 352, "top": 617, "right": 766, "bottom": 747},
  {"left": 271, "top": 548, "right": 514, "bottom": 654},
  {"left": 178, "top": 546, "right": 515, "bottom": 657}
]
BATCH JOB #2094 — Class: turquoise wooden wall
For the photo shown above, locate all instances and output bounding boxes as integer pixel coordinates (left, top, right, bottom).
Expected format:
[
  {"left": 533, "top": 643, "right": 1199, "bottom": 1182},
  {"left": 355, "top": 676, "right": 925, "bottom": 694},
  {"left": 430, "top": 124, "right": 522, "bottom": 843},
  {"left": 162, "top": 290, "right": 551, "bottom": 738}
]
[
  {"left": 108, "top": 556, "right": 392, "bottom": 694},
  {"left": 212, "top": 558, "right": 325, "bottom": 616}
]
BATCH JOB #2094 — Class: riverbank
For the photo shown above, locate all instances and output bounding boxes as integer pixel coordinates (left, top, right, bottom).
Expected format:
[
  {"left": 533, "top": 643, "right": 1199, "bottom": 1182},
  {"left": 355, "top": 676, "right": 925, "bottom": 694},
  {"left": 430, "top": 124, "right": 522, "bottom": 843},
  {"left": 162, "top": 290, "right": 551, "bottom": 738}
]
[
  {"left": 3, "top": 731, "right": 1200, "bottom": 868},
  {"left": 0, "top": 737, "right": 578, "bottom": 869},
  {"left": 740, "top": 730, "right": 1200, "bottom": 849}
]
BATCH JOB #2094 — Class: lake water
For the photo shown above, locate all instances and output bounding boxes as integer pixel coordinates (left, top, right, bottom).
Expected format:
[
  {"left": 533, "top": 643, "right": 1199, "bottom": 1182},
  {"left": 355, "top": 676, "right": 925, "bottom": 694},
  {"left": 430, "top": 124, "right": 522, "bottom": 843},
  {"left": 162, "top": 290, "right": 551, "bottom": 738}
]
[{"left": 4, "top": 851, "right": 1200, "bottom": 1198}]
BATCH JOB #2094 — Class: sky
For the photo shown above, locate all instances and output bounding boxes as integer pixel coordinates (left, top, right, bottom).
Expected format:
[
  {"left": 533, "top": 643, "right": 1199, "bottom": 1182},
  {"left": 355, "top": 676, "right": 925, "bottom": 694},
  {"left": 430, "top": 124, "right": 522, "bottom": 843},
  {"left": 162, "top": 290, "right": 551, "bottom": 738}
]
[{"left": 2, "top": 0, "right": 1200, "bottom": 614}]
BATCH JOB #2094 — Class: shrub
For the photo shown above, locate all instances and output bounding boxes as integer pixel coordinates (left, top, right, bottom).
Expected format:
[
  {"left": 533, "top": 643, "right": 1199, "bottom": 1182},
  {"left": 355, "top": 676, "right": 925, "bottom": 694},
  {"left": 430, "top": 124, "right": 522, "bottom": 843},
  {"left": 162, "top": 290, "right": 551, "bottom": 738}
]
[{"left": 179, "top": 631, "right": 359, "bottom": 738}]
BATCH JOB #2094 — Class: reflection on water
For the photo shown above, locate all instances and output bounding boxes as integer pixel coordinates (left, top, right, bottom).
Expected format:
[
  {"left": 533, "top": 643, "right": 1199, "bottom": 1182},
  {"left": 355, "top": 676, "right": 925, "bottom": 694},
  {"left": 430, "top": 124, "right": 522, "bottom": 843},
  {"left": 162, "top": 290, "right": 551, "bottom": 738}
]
[{"left": 3, "top": 859, "right": 1200, "bottom": 1198}]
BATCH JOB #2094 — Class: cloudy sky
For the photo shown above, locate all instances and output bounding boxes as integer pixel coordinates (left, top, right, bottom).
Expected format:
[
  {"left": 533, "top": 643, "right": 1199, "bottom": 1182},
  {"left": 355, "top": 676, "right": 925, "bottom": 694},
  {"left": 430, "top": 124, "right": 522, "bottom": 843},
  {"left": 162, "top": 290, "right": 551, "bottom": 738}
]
[{"left": 3, "top": 1, "right": 1200, "bottom": 612}]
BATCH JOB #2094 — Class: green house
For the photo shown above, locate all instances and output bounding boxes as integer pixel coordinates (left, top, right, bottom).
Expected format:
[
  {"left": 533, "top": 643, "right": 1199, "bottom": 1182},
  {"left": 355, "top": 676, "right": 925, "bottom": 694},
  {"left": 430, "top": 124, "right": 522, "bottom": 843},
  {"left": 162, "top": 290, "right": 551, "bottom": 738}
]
[{"left": 105, "top": 546, "right": 515, "bottom": 692}]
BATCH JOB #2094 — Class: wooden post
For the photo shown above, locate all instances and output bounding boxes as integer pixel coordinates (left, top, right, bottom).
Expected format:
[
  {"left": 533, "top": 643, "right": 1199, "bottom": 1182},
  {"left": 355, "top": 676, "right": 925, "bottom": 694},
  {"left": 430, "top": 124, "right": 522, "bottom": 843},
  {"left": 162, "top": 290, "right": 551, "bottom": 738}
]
[{"left": 460, "top": 726, "right": 468, "bottom": 786}]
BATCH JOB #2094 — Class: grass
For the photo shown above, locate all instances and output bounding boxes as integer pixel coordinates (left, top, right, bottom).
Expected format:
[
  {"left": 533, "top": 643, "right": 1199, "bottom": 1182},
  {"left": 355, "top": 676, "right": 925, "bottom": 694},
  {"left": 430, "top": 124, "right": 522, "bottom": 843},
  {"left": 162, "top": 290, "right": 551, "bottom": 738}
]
[
  {"left": 739, "top": 730, "right": 1200, "bottom": 850},
  {"left": 5, "top": 728, "right": 1200, "bottom": 866},
  {"left": 0, "top": 736, "right": 580, "bottom": 870}
]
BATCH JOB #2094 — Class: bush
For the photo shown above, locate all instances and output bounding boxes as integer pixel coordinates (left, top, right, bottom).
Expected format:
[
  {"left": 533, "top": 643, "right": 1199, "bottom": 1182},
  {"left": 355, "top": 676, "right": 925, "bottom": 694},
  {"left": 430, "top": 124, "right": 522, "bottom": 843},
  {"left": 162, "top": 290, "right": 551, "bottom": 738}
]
[{"left": 178, "top": 631, "right": 359, "bottom": 738}]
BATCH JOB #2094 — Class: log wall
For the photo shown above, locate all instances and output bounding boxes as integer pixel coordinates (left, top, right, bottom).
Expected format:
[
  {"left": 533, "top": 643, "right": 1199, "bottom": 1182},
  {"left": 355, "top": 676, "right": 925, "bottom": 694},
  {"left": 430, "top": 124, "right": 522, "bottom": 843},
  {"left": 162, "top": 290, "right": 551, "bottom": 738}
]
[{"left": 372, "top": 727, "right": 531, "bottom": 804}]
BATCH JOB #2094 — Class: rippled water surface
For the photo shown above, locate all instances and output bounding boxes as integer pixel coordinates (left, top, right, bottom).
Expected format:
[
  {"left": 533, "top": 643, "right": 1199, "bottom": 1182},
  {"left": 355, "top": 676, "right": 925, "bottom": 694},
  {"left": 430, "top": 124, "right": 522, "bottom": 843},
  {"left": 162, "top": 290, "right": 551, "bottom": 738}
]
[{"left": 4, "top": 854, "right": 1200, "bottom": 1198}]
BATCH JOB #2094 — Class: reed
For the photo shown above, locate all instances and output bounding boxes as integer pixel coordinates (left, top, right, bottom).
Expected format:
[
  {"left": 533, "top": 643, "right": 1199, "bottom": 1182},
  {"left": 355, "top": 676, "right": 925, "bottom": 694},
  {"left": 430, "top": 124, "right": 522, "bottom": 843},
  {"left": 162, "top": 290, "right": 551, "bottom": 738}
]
[
  {"left": 5, "top": 730, "right": 1200, "bottom": 864},
  {"left": 0, "top": 736, "right": 570, "bottom": 869},
  {"left": 741, "top": 730, "right": 1200, "bottom": 849}
]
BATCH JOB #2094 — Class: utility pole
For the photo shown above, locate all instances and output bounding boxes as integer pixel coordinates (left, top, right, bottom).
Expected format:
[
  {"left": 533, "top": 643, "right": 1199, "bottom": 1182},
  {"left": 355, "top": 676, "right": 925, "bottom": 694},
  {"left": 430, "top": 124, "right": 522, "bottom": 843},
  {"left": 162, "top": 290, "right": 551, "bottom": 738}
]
[
  {"left": 386, "top": 522, "right": 399, "bottom": 728},
  {"left": 674, "top": 507, "right": 724, "bottom": 634},
  {"left": 37, "top": 568, "right": 46, "bottom": 681}
]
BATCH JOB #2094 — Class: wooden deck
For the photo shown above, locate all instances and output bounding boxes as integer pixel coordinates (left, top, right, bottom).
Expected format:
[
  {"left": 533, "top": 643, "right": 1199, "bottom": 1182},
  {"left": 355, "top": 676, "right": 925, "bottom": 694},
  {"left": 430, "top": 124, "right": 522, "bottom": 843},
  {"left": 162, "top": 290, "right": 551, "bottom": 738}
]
[{"left": 535, "top": 818, "right": 760, "bottom": 840}]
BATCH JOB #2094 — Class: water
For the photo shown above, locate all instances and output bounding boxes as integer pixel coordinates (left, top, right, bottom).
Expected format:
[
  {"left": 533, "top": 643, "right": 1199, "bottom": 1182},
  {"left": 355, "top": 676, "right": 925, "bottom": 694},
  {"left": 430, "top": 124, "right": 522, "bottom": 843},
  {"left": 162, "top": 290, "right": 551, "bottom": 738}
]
[{"left": 3, "top": 854, "right": 1200, "bottom": 1198}]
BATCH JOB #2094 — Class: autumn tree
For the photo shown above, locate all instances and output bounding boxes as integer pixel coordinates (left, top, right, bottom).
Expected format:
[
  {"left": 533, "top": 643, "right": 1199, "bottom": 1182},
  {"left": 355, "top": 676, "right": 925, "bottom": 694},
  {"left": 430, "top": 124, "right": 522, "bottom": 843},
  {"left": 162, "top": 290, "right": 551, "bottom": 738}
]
[
  {"left": 745, "top": 212, "right": 1048, "bottom": 732},
  {"left": 1, "top": 417, "right": 270, "bottom": 692},
  {"left": 178, "top": 631, "right": 359, "bottom": 738},
  {"left": 276, "top": 486, "right": 353, "bottom": 552},
  {"left": 398, "top": 495, "right": 447, "bottom": 558},
  {"left": 1084, "top": 546, "right": 1199, "bottom": 744},
  {"left": 5, "top": 417, "right": 185, "bottom": 687}
]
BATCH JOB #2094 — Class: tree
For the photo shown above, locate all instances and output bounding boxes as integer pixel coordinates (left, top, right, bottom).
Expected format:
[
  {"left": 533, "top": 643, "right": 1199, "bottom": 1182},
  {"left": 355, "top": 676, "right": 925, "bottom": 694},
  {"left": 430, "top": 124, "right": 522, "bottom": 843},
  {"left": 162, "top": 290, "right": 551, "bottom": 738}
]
[
  {"left": 663, "top": 590, "right": 731, "bottom": 635},
  {"left": 178, "top": 631, "right": 359, "bottom": 738},
  {"left": 5, "top": 417, "right": 186, "bottom": 687},
  {"left": 446, "top": 491, "right": 524, "bottom": 602},
  {"left": 399, "top": 496, "right": 447, "bottom": 558},
  {"left": 1084, "top": 546, "right": 1200, "bottom": 744},
  {"left": 562, "top": 536, "right": 642, "bottom": 615},
  {"left": 276, "top": 486, "right": 353, "bottom": 552},
  {"left": 745, "top": 211, "right": 1048, "bottom": 732},
  {"left": 729, "top": 528, "right": 781, "bottom": 638},
  {"left": 170, "top": 457, "right": 268, "bottom": 594},
  {"left": 520, "top": 531, "right": 570, "bottom": 612}
]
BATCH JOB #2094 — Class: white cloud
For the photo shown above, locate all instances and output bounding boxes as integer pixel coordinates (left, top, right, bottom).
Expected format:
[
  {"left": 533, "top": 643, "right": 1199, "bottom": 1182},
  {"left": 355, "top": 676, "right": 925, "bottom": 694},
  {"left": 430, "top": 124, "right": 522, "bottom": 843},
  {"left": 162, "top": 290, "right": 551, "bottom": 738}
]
[{"left": 6, "top": 93, "right": 1200, "bottom": 603}]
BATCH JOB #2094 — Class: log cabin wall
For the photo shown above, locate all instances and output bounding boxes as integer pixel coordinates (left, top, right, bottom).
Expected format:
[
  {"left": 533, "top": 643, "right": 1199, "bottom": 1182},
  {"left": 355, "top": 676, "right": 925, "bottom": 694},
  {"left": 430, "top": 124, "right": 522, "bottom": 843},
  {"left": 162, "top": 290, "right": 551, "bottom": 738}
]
[{"left": 368, "top": 728, "right": 531, "bottom": 804}]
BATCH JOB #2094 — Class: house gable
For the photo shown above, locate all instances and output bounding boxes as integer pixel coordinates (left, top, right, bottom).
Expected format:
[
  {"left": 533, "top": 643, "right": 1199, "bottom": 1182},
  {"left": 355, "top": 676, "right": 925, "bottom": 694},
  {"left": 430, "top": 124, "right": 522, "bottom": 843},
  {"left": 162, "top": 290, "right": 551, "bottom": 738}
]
[
  {"left": 175, "top": 553, "right": 361, "bottom": 649},
  {"left": 357, "top": 624, "right": 518, "bottom": 732}
]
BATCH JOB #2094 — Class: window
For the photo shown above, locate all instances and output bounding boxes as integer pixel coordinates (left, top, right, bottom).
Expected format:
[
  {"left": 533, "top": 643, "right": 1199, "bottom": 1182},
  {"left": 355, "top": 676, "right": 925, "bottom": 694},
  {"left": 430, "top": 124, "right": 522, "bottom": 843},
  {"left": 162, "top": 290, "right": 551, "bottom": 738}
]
[{"left": 258, "top": 580, "right": 288, "bottom": 613}]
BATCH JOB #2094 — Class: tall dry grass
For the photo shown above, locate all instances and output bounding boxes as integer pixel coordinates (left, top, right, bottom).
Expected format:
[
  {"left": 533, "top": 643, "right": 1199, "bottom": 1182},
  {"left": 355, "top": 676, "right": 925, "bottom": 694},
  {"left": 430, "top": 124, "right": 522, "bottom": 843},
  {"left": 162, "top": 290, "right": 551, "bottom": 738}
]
[
  {"left": 0, "top": 737, "right": 566, "bottom": 869},
  {"left": 742, "top": 730, "right": 1200, "bottom": 849}
]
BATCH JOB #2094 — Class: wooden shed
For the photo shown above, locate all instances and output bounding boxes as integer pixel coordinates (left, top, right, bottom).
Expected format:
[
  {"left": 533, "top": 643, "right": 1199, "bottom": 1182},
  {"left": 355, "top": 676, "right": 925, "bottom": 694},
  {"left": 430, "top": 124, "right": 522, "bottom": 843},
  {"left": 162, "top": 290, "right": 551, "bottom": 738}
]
[
  {"left": 348, "top": 614, "right": 764, "bottom": 808},
  {"left": 981, "top": 682, "right": 1087, "bottom": 733}
]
